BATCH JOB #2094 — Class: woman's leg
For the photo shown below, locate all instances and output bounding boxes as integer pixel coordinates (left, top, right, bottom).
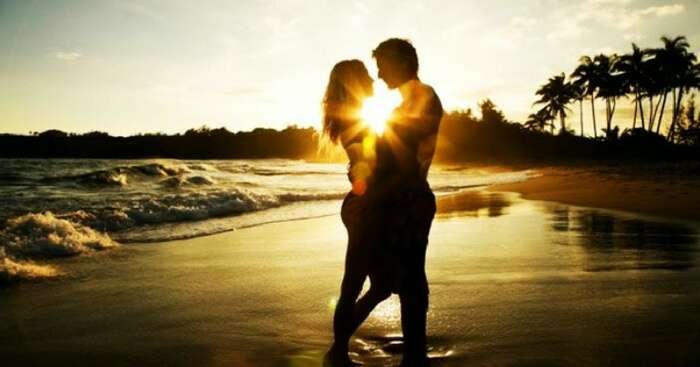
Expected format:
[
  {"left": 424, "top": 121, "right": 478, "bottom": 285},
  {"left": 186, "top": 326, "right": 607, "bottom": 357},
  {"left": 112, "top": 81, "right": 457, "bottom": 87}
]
[
  {"left": 329, "top": 193, "right": 370, "bottom": 358},
  {"left": 330, "top": 243, "right": 367, "bottom": 355}
]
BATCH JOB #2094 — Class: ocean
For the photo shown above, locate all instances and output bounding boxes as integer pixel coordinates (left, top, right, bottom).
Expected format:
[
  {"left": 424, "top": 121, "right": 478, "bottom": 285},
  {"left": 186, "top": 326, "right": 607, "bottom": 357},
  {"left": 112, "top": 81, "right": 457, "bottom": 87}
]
[{"left": 0, "top": 158, "right": 532, "bottom": 282}]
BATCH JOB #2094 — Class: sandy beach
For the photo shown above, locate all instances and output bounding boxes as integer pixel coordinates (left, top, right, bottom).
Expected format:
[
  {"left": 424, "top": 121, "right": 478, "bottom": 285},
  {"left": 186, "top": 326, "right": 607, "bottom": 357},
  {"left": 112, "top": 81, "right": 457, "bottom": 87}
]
[
  {"left": 2, "top": 185, "right": 700, "bottom": 366},
  {"left": 489, "top": 163, "right": 700, "bottom": 222}
]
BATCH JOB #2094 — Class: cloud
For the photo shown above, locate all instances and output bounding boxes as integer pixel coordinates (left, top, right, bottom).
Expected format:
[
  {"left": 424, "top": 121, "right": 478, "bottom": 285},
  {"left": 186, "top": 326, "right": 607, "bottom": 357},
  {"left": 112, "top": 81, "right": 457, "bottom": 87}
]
[
  {"left": 221, "top": 87, "right": 263, "bottom": 96},
  {"left": 587, "top": 0, "right": 633, "bottom": 4},
  {"left": 509, "top": 17, "right": 538, "bottom": 28},
  {"left": 50, "top": 51, "right": 82, "bottom": 61},
  {"left": 639, "top": 4, "right": 685, "bottom": 16},
  {"left": 546, "top": 1, "right": 686, "bottom": 40},
  {"left": 114, "top": 0, "right": 162, "bottom": 21},
  {"left": 353, "top": 1, "right": 370, "bottom": 14}
]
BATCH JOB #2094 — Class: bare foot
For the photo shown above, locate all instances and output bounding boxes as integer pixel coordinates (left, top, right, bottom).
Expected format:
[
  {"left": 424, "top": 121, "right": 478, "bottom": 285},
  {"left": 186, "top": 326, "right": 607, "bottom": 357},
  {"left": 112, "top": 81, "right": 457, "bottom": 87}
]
[{"left": 322, "top": 348, "right": 363, "bottom": 367}]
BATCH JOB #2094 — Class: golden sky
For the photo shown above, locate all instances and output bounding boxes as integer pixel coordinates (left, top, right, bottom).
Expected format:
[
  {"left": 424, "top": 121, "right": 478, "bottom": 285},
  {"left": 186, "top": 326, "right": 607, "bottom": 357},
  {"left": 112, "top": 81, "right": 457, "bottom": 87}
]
[{"left": 1, "top": 0, "right": 698, "bottom": 136}]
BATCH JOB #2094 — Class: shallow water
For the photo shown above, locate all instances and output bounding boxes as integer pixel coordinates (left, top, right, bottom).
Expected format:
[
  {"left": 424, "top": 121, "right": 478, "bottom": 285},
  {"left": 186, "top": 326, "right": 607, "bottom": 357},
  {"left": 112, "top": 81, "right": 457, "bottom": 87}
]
[{"left": 1, "top": 191, "right": 699, "bottom": 366}]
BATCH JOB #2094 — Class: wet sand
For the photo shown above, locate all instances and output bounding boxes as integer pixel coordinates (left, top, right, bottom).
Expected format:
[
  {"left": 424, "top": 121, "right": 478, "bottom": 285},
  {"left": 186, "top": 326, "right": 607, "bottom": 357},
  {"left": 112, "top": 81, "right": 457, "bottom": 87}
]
[
  {"left": 489, "top": 163, "right": 700, "bottom": 222},
  {"left": 2, "top": 191, "right": 700, "bottom": 366}
]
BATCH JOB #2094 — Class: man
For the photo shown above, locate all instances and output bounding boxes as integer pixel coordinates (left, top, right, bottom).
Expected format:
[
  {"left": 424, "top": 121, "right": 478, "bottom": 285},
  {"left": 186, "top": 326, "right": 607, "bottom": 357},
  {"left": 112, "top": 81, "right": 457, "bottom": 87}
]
[{"left": 372, "top": 37, "right": 443, "bottom": 367}]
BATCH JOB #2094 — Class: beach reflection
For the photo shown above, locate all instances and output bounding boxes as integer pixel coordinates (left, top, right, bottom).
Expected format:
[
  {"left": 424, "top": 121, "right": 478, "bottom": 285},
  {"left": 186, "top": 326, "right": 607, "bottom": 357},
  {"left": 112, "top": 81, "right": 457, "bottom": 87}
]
[{"left": 437, "top": 190, "right": 512, "bottom": 217}]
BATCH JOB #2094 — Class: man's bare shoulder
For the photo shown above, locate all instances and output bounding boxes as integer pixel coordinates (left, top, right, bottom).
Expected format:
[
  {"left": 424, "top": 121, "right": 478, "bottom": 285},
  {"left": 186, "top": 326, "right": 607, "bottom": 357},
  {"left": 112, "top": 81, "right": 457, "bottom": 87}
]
[
  {"left": 414, "top": 81, "right": 442, "bottom": 114},
  {"left": 413, "top": 80, "right": 437, "bottom": 98}
]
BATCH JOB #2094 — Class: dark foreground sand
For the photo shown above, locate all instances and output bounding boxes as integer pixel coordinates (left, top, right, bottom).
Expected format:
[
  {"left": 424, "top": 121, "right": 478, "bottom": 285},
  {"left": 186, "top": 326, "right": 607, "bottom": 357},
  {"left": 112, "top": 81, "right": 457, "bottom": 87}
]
[{"left": 2, "top": 187, "right": 700, "bottom": 367}]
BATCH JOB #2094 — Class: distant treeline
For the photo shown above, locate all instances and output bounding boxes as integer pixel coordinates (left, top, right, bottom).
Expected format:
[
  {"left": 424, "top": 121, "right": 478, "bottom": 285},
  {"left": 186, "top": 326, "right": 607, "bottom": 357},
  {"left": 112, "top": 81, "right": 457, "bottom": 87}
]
[
  {"left": 435, "top": 99, "right": 699, "bottom": 164},
  {"left": 1, "top": 99, "right": 698, "bottom": 163},
  {"left": 0, "top": 126, "right": 320, "bottom": 160}
]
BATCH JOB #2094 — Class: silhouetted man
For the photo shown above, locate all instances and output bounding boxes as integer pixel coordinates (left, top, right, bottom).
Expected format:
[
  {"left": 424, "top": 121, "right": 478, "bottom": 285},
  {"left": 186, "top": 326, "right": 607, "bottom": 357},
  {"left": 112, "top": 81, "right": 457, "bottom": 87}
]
[{"left": 373, "top": 38, "right": 443, "bottom": 366}]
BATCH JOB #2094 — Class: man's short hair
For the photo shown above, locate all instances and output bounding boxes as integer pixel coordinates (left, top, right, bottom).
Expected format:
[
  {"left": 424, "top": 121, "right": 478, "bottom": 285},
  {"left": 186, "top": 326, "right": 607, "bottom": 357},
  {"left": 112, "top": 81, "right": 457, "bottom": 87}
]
[{"left": 372, "top": 38, "right": 419, "bottom": 77}]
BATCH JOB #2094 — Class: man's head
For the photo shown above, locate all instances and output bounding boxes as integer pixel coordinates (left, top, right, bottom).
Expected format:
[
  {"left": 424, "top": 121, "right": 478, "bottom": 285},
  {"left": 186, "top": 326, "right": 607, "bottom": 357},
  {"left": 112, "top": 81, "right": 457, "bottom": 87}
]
[{"left": 372, "top": 38, "right": 418, "bottom": 89}]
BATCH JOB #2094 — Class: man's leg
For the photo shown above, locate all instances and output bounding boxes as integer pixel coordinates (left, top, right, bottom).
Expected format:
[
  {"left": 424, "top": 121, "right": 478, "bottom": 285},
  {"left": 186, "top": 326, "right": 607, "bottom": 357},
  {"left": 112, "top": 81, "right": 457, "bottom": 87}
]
[
  {"left": 398, "top": 256, "right": 429, "bottom": 365},
  {"left": 399, "top": 191, "right": 435, "bottom": 366}
]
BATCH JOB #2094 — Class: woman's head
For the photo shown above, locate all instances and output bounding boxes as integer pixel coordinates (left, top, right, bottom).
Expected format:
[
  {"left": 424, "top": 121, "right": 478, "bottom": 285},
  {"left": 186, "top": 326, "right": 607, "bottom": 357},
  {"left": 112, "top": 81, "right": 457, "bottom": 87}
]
[{"left": 322, "top": 60, "right": 373, "bottom": 144}]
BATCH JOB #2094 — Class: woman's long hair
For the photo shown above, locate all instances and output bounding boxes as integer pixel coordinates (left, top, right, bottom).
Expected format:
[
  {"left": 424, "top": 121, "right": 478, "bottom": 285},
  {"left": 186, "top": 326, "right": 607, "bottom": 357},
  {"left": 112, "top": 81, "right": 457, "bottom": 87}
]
[{"left": 321, "top": 60, "right": 372, "bottom": 144}]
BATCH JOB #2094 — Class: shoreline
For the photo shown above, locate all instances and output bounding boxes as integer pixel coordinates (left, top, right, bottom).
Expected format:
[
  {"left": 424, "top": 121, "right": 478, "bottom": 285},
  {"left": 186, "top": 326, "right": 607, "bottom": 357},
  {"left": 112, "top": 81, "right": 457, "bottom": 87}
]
[{"left": 488, "top": 163, "right": 700, "bottom": 222}]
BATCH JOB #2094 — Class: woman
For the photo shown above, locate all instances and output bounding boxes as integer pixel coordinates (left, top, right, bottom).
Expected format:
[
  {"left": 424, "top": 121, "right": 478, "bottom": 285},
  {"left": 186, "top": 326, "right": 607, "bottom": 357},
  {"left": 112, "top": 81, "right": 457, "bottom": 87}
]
[{"left": 321, "top": 60, "right": 394, "bottom": 366}]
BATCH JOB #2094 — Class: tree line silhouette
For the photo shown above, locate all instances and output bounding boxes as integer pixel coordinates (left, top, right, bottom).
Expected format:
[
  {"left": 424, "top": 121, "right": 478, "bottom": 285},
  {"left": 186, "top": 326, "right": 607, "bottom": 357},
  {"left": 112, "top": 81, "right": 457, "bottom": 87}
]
[
  {"left": 2, "top": 97, "right": 696, "bottom": 164},
  {"left": 0, "top": 126, "right": 319, "bottom": 160}
]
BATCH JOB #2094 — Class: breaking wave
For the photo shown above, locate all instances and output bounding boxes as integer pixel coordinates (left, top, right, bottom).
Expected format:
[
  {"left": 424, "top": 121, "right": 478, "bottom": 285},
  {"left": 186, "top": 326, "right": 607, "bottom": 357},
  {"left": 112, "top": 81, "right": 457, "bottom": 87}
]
[
  {"left": 43, "top": 163, "right": 191, "bottom": 187},
  {"left": 0, "top": 212, "right": 117, "bottom": 283},
  {"left": 0, "top": 253, "right": 61, "bottom": 284},
  {"left": 0, "top": 212, "right": 117, "bottom": 259}
]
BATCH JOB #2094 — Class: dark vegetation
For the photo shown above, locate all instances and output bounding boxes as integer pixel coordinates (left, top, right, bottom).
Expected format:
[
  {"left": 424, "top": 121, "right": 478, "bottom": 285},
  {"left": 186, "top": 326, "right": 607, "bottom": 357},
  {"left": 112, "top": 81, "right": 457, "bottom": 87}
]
[
  {"left": 0, "top": 126, "right": 319, "bottom": 160},
  {"left": 1, "top": 34, "right": 698, "bottom": 163},
  {"left": 435, "top": 99, "right": 698, "bottom": 164},
  {"left": 531, "top": 35, "right": 700, "bottom": 142}
]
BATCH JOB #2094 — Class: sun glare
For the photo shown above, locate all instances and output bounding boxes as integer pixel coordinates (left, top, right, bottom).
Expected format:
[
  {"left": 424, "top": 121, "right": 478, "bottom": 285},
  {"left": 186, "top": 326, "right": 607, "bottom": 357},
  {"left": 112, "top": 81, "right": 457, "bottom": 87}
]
[{"left": 361, "top": 85, "right": 401, "bottom": 134}]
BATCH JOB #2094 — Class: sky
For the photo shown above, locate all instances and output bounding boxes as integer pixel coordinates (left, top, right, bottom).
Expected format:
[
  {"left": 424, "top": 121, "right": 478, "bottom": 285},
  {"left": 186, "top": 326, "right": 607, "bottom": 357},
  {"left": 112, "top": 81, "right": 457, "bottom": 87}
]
[{"left": 1, "top": 0, "right": 699, "bottom": 136}]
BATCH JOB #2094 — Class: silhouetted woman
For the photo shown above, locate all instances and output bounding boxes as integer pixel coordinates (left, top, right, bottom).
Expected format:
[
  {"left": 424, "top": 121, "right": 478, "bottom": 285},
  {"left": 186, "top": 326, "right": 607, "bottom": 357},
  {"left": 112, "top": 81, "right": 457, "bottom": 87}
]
[{"left": 321, "top": 60, "right": 393, "bottom": 366}]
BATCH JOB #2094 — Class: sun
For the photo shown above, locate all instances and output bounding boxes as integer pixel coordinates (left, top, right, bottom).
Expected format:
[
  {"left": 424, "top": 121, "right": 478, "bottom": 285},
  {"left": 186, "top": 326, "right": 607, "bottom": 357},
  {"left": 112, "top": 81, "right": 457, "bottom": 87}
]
[{"left": 361, "top": 85, "right": 401, "bottom": 134}]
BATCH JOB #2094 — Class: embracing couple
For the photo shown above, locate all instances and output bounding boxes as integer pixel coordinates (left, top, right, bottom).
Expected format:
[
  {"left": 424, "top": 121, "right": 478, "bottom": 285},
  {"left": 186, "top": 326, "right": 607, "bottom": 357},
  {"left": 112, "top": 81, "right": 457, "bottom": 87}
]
[{"left": 321, "top": 38, "right": 443, "bottom": 367}]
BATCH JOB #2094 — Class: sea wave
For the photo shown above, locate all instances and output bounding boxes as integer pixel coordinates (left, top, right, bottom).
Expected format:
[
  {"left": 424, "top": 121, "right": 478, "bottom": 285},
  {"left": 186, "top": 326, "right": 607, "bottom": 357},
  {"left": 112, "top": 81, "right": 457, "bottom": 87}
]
[
  {"left": 0, "top": 212, "right": 117, "bottom": 283},
  {"left": 42, "top": 162, "right": 191, "bottom": 187},
  {"left": 0, "top": 212, "right": 117, "bottom": 259},
  {"left": 251, "top": 169, "right": 340, "bottom": 176},
  {"left": 0, "top": 188, "right": 345, "bottom": 240},
  {"left": 277, "top": 192, "right": 346, "bottom": 202},
  {"left": 159, "top": 175, "right": 216, "bottom": 188}
]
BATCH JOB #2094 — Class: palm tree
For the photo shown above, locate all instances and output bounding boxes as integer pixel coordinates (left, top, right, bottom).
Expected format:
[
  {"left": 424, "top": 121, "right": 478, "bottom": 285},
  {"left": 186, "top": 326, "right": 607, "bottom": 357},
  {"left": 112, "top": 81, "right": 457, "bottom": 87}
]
[
  {"left": 669, "top": 62, "right": 700, "bottom": 141},
  {"left": 660, "top": 36, "right": 698, "bottom": 140},
  {"left": 638, "top": 54, "right": 664, "bottom": 131},
  {"left": 524, "top": 108, "right": 554, "bottom": 132},
  {"left": 595, "top": 54, "right": 627, "bottom": 137},
  {"left": 618, "top": 43, "right": 649, "bottom": 130},
  {"left": 571, "top": 56, "right": 599, "bottom": 138},
  {"left": 570, "top": 79, "right": 586, "bottom": 136},
  {"left": 647, "top": 36, "right": 696, "bottom": 138},
  {"left": 535, "top": 73, "right": 574, "bottom": 134}
]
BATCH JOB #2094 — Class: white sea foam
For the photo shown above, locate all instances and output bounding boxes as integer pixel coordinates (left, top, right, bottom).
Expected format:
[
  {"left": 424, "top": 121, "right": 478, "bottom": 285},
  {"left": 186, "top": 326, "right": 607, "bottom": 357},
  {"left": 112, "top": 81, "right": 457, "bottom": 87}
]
[
  {"left": 0, "top": 250, "right": 60, "bottom": 283},
  {"left": 124, "top": 190, "right": 280, "bottom": 224},
  {"left": 0, "top": 212, "right": 117, "bottom": 260}
]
